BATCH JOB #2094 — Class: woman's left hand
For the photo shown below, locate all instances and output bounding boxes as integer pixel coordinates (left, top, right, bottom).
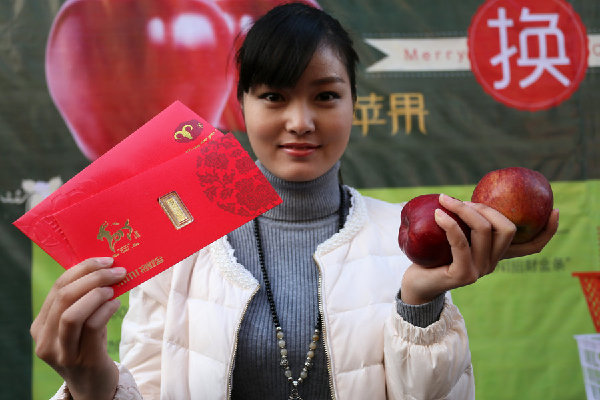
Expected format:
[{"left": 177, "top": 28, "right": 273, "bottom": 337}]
[{"left": 400, "top": 194, "right": 559, "bottom": 305}]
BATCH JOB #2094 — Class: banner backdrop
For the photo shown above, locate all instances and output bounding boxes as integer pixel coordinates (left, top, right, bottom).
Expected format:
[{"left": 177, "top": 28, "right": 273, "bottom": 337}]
[{"left": 1, "top": 1, "right": 598, "bottom": 399}]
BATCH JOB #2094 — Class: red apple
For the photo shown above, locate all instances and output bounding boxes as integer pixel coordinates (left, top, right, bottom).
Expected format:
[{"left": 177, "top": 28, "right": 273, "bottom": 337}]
[
  {"left": 398, "top": 194, "right": 471, "bottom": 268},
  {"left": 471, "top": 167, "right": 553, "bottom": 244},
  {"left": 46, "top": 0, "right": 233, "bottom": 160}
]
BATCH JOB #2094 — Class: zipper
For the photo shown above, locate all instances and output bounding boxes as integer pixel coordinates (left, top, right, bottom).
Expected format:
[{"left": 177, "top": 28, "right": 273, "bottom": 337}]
[
  {"left": 226, "top": 284, "right": 260, "bottom": 400},
  {"left": 314, "top": 254, "right": 337, "bottom": 400}
]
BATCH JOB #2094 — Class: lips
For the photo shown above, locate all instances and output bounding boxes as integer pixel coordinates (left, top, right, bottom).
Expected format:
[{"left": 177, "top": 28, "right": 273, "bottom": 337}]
[{"left": 279, "top": 142, "right": 320, "bottom": 157}]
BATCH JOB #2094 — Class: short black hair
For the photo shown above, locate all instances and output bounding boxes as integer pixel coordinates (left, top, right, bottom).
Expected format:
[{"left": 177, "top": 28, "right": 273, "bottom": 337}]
[{"left": 236, "top": 2, "right": 358, "bottom": 101}]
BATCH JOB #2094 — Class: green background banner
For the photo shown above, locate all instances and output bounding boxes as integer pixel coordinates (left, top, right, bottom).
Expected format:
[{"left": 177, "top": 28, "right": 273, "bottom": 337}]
[{"left": 1, "top": 1, "right": 598, "bottom": 399}]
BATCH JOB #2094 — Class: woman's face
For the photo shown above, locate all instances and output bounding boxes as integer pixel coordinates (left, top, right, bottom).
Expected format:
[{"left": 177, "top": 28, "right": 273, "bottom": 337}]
[{"left": 241, "top": 45, "right": 354, "bottom": 182}]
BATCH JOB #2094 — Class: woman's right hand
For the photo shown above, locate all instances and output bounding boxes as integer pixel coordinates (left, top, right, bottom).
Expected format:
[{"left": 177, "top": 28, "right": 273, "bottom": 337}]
[{"left": 30, "top": 257, "right": 127, "bottom": 400}]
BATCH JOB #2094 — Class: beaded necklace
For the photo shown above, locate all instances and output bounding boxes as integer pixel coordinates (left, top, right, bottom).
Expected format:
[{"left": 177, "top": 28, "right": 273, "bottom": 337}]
[{"left": 252, "top": 184, "right": 346, "bottom": 400}]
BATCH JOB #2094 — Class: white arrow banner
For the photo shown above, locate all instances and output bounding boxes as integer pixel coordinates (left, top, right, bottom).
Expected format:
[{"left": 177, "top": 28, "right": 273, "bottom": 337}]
[{"left": 365, "top": 34, "right": 600, "bottom": 72}]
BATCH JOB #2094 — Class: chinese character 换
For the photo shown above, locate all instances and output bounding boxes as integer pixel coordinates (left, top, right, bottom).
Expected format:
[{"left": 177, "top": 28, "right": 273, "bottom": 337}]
[{"left": 488, "top": 7, "right": 571, "bottom": 90}]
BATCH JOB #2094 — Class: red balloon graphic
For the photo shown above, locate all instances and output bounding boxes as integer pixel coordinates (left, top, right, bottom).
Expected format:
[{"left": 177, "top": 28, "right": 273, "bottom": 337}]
[{"left": 46, "top": 0, "right": 321, "bottom": 160}]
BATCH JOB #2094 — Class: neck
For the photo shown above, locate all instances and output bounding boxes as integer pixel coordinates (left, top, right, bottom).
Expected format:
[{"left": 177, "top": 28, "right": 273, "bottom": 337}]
[{"left": 257, "top": 161, "right": 341, "bottom": 222}]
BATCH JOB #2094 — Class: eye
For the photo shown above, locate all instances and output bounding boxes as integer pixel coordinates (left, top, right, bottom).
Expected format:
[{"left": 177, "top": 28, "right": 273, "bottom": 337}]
[
  {"left": 316, "top": 91, "right": 341, "bottom": 101},
  {"left": 258, "top": 92, "right": 284, "bottom": 102}
]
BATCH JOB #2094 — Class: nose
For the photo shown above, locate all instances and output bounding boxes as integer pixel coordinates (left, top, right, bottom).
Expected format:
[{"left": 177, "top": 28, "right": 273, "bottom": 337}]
[{"left": 285, "top": 101, "right": 315, "bottom": 136}]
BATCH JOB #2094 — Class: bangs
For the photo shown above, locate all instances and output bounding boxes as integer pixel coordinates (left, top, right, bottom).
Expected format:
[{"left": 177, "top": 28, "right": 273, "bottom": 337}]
[{"left": 237, "top": 5, "right": 324, "bottom": 97}]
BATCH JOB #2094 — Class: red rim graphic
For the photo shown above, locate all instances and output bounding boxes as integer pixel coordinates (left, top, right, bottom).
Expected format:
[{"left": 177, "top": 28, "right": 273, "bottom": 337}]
[{"left": 468, "top": 0, "right": 588, "bottom": 111}]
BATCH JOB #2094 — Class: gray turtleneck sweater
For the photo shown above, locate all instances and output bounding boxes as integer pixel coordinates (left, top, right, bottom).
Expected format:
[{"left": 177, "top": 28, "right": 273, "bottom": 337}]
[{"left": 229, "top": 162, "right": 444, "bottom": 399}]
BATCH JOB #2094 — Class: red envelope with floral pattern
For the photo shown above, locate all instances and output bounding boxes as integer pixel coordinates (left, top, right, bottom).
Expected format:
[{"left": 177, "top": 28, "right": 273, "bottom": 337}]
[{"left": 14, "top": 101, "right": 281, "bottom": 297}]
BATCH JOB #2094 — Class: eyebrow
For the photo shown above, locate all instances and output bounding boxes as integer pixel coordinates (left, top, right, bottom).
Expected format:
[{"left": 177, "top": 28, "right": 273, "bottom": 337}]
[{"left": 311, "top": 76, "right": 346, "bottom": 86}]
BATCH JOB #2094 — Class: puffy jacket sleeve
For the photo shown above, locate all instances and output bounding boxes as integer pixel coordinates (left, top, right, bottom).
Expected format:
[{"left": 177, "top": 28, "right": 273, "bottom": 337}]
[
  {"left": 384, "top": 301, "right": 475, "bottom": 400},
  {"left": 118, "top": 267, "right": 174, "bottom": 399}
]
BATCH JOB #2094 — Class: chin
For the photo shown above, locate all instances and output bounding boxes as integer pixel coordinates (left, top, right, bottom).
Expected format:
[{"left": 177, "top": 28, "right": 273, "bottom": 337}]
[{"left": 274, "top": 165, "right": 327, "bottom": 182}]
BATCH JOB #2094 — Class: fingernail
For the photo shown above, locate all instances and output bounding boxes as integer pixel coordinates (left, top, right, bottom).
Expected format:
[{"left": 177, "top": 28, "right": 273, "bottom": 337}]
[
  {"left": 111, "top": 267, "right": 127, "bottom": 276},
  {"left": 434, "top": 208, "right": 449, "bottom": 219},
  {"left": 440, "top": 193, "right": 460, "bottom": 204},
  {"left": 103, "top": 286, "right": 115, "bottom": 298},
  {"left": 97, "top": 257, "right": 114, "bottom": 267}
]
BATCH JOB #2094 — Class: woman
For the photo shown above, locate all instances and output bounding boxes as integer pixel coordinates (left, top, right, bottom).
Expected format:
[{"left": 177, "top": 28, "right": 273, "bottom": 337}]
[{"left": 31, "top": 3, "right": 558, "bottom": 399}]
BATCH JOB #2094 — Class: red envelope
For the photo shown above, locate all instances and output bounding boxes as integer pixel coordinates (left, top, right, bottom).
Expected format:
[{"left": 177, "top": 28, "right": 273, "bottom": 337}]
[{"left": 15, "top": 101, "right": 281, "bottom": 297}]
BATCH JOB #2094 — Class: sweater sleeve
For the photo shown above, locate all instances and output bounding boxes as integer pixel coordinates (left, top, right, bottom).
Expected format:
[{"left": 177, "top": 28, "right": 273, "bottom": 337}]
[
  {"left": 384, "top": 301, "right": 475, "bottom": 400},
  {"left": 396, "top": 290, "right": 445, "bottom": 327}
]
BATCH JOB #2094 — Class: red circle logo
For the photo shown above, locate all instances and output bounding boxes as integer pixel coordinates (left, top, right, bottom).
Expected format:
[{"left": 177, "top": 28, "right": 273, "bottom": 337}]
[
  {"left": 173, "top": 120, "right": 204, "bottom": 143},
  {"left": 468, "top": 0, "right": 588, "bottom": 111}
]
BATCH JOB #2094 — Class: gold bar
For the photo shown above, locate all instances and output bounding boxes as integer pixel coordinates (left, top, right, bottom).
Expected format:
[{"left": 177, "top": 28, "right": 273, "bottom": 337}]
[{"left": 158, "top": 191, "right": 194, "bottom": 230}]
